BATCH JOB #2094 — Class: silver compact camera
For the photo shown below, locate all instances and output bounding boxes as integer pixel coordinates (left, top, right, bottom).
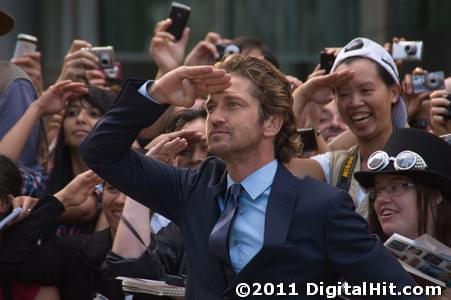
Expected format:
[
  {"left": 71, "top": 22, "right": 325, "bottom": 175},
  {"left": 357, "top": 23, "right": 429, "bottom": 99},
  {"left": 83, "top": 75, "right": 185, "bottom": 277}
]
[
  {"left": 392, "top": 41, "right": 423, "bottom": 61},
  {"left": 412, "top": 71, "right": 445, "bottom": 94},
  {"left": 89, "top": 46, "right": 115, "bottom": 69}
]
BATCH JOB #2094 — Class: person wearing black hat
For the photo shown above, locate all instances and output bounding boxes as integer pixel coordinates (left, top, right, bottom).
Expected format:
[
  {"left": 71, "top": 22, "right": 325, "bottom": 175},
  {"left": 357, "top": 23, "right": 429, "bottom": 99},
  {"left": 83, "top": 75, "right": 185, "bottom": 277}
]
[
  {"left": 355, "top": 128, "right": 451, "bottom": 246},
  {"left": 355, "top": 128, "right": 451, "bottom": 298}
]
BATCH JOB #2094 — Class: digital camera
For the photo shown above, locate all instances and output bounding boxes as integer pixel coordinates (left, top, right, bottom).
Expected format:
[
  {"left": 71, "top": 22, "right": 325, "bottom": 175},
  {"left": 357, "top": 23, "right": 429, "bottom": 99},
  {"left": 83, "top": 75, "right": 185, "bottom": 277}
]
[
  {"left": 216, "top": 43, "right": 241, "bottom": 59},
  {"left": 89, "top": 46, "right": 115, "bottom": 69},
  {"left": 412, "top": 71, "right": 445, "bottom": 94},
  {"left": 392, "top": 41, "right": 423, "bottom": 61}
]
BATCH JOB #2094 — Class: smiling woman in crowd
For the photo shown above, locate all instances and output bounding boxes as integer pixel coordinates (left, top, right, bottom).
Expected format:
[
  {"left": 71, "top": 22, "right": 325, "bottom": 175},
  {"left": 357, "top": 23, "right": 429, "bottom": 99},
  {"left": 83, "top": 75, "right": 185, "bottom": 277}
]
[
  {"left": 290, "top": 37, "right": 408, "bottom": 218},
  {"left": 355, "top": 128, "right": 451, "bottom": 245},
  {"left": 355, "top": 128, "right": 451, "bottom": 299}
]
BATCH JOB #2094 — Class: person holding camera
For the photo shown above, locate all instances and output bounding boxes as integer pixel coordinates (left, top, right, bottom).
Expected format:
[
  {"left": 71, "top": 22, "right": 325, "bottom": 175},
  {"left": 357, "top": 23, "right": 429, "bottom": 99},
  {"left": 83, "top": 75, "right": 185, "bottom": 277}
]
[
  {"left": 56, "top": 40, "right": 99, "bottom": 83},
  {"left": 0, "top": 9, "right": 46, "bottom": 172},
  {"left": 401, "top": 67, "right": 433, "bottom": 131}
]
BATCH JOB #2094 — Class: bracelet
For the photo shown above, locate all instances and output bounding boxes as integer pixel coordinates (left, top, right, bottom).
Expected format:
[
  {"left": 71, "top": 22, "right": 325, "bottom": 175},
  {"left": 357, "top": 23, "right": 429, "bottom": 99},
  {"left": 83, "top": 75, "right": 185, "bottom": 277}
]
[{"left": 409, "top": 118, "right": 431, "bottom": 129}]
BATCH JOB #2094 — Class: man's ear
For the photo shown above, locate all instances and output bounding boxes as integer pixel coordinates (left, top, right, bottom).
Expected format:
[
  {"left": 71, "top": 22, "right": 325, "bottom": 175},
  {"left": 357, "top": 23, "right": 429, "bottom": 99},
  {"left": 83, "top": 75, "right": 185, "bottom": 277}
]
[{"left": 263, "top": 114, "right": 284, "bottom": 138}]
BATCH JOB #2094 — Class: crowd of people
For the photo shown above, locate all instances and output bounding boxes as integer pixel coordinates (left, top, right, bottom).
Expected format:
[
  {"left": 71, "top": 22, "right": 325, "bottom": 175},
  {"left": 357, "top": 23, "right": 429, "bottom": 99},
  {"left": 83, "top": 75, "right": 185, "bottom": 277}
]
[{"left": 0, "top": 5, "right": 450, "bottom": 300}]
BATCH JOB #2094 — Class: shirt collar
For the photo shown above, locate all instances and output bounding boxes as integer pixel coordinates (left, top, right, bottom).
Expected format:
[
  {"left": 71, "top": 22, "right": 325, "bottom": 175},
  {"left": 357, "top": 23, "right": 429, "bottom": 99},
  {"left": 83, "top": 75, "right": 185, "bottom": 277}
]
[{"left": 227, "top": 160, "right": 278, "bottom": 200}]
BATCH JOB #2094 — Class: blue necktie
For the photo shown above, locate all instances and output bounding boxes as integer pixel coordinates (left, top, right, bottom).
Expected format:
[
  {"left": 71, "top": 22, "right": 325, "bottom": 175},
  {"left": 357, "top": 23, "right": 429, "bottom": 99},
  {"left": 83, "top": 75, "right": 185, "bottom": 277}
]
[{"left": 209, "top": 183, "right": 242, "bottom": 263}]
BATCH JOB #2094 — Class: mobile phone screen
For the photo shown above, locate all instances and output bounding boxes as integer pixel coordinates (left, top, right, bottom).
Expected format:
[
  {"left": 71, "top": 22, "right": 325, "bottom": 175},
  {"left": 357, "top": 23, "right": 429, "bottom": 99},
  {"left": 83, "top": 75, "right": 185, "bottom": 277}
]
[
  {"left": 298, "top": 128, "right": 318, "bottom": 152},
  {"left": 167, "top": 2, "right": 191, "bottom": 41}
]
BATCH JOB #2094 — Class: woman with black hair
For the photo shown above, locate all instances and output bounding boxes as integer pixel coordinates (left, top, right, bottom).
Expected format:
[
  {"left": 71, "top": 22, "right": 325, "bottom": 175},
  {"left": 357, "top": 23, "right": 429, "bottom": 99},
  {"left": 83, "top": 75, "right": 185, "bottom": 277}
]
[
  {"left": 45, "top": 86, "right": 116, "bottom": 236},
  {"left": 290, "top": 37, "right": 408, "bottom": 218}
]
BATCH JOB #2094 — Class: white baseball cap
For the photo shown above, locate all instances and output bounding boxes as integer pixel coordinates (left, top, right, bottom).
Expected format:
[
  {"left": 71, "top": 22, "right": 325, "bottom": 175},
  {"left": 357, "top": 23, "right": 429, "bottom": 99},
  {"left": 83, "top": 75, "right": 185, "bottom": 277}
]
[{"left": 331, "top": 37, "right": 407, "bottom": 128}]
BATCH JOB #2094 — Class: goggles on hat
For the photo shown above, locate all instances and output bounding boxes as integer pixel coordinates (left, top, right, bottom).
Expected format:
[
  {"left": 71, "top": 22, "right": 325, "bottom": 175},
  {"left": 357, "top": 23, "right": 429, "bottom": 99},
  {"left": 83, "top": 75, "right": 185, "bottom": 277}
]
[{"left": 367, "top": 150, "right": 428, "bottom": 171}]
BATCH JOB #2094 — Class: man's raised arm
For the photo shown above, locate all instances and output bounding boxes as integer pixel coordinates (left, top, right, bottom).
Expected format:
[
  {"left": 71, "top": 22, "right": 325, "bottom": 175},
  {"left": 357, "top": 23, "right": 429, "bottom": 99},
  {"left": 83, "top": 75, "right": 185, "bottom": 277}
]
[{"left": 80, "top": 66, "right": 230, "bottom": 220}]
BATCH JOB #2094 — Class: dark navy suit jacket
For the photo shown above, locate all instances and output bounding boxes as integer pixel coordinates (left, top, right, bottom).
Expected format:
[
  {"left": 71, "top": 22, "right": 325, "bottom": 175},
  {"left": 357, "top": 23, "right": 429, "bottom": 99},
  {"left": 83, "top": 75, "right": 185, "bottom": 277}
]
[{"left": 81, "top": 79, "right": 422, "bottom": 299}]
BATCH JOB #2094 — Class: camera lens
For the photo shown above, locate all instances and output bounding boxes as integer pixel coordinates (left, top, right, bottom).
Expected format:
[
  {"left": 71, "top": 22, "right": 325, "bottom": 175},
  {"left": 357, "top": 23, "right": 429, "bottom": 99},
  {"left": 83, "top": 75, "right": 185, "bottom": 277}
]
[
  {"left": 404, "top": 44, "right": 417, "bottom": 55},
  {"left": 426, "top": 74, "right": 444, "bottom": 90},
  {"left": 224, "top": 44, "right": 240, "bottom": 56},
  {"left": 99, "top": 53, "right": 111, "bottom": 68}
]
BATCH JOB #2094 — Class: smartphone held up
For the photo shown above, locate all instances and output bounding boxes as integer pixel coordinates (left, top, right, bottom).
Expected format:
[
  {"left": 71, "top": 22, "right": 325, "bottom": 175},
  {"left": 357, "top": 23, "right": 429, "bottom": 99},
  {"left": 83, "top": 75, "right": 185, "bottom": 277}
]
[
  {"left": 12, "top": 33, "right": 38, "bottom": 59},
  {"left": 166, "top": 2, "right": 191, "bottom": 41}
]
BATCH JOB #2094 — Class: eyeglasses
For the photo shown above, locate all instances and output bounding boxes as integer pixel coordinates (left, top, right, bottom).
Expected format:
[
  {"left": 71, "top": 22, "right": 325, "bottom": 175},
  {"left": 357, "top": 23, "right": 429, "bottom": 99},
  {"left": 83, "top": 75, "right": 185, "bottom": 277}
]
[
  {"left": 367, "top": 182, "right": 416, "bottom": 201},
  {"left": 367, "top": 150, "right": 428, "bottom": 171}
]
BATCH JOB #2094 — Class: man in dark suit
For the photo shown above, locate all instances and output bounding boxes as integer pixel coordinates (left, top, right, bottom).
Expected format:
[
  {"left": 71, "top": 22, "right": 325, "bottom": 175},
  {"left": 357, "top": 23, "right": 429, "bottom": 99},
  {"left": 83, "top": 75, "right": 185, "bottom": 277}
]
[{"left": 81, "top": 55, "right": 423, "bottom": 299}]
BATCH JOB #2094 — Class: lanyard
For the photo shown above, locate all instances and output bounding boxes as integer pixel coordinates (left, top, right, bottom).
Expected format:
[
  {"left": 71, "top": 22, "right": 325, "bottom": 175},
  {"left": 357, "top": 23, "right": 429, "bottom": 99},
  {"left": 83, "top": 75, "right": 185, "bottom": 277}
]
[{"left": 336, "top": 147, "right": 359, "bottom": 191}]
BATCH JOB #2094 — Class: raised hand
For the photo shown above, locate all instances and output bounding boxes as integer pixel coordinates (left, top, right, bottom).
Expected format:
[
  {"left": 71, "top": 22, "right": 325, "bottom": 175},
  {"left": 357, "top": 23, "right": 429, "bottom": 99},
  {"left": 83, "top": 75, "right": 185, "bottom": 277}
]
[
  {"left": 85, "top": 69, "right": 110, "bottom": 90},
  {"left": 430, "top": 90, "right": 451, "bottom": 136},
  {"left": 10, "top": 195, "right": 39, "bottom": 223},
  {"left": 150, "top": 18, "right": 190, "bottom": 76},
  {"left": 145, "top": 129, "right": 202, "bottom": 164},
  {"left": 148, "top": 65, "right": 231, "bottom": 107},
  {"left": 384, "top": 36, "right": 405, "bottom": 68},
  {"left": 57, "top": 40, "right": 99, "bottom": 82},
  {"left": 292, "top": 69, "right": 353, "bottom": 118},
  {"left": 54, "top": 170, "right": 103, "bottom": 209},
  {"left": 11, "top": 51, "right": 45, "bottom": 95},
  {"left": 184, "top": 32, "right": 221, "bottom": 66},
  {"left": 402, "top": 71, "right": 431, "bottom": 123},
  {"left": 35, "top": 80, "right": 88, "bottom": 116},
  {"left": 285, "top": 75, "right": 303, "bottom": 93}
]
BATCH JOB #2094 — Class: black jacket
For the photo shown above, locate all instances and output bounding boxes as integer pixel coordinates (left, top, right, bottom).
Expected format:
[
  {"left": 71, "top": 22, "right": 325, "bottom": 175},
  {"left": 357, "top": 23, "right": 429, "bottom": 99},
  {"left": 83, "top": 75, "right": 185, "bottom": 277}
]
[{"left": 0, "top": 195, "right": 122, "bottom": 300}]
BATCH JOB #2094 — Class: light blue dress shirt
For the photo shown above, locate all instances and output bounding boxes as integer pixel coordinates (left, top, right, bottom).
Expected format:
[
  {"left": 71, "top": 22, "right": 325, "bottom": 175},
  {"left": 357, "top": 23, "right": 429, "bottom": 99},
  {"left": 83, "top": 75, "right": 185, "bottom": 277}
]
[
  {"left": 221, "top": 159, "right": 277, "bottom": 273},
  {"left": 138, "top": 82, "right": 277, "bottom": 273},
  {"left": 138, "top": 81, "right": 153, "bottom": 100}
]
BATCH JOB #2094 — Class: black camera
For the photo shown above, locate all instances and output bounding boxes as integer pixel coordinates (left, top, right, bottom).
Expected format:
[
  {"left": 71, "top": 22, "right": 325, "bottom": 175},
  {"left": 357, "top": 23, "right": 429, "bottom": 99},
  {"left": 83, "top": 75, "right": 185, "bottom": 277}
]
[
  {"left": 412, "top": 71, "right": 445, "bottom": 94},
  {"left": 216, "top": 44, "right": 241, "bottom": 59},
  {"left": 320, "top": 51, "right": 335, "bottom": 74}
]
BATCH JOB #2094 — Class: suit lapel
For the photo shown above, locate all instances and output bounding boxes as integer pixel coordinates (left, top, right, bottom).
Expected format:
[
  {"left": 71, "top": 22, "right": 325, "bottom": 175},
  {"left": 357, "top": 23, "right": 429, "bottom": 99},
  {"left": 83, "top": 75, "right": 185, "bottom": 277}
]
[
  {"left": 205, "top": 166, "right": 228, "bottom": 230},
  {"left": 263, "top": 162, "right": 298, "bottom": 246},
  {"left": 226, "top": 163, "right": 298, "bottom": 290}
]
